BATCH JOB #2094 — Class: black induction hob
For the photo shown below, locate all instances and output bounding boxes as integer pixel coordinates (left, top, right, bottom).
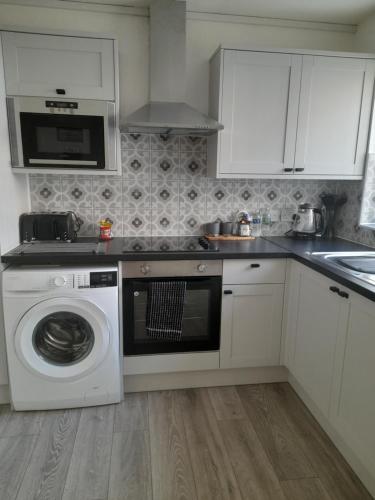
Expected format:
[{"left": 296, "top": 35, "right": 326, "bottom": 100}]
[{"left": 122, "top": 236, "right": 219, "bottom": 253}]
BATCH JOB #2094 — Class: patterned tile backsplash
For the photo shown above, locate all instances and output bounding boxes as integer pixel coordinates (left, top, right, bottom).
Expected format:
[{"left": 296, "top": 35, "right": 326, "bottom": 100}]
[{"left": 29, "top": 133, "right": 375, "bottom": 246}]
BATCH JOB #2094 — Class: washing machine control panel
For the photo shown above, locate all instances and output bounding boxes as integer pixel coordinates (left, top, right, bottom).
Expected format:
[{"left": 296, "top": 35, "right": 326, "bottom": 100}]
[
  {"left": 48, "top": 275, "right": 74, "bottom": 289},
  {"left": 74, "top": 271, "right": 117, "bottom": 289}
]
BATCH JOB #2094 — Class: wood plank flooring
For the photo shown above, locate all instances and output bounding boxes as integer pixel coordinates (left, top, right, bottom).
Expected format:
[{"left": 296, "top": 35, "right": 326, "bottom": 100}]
[{"left": 0, "top": 383, "right": 372, "bottom": 500}]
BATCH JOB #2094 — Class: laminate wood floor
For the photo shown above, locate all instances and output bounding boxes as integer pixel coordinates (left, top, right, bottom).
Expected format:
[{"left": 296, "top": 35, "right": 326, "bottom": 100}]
[{"left": 0, "top": 383, "right": 372, "bottom": 500}]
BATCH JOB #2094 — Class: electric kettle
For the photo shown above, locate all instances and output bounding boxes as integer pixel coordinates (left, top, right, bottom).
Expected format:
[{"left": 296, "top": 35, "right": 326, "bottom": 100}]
[{"left": 290, "top": 203, "right": 323, "bottom": 236}]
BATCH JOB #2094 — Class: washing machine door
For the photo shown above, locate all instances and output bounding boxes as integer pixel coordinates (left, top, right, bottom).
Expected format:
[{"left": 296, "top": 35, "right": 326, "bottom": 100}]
[{"left": 14, "top": 297, "right": 111, "bottom": 380}]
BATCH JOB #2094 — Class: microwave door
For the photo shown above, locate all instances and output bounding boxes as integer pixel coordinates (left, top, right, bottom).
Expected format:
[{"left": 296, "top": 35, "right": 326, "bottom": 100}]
[{"left": 19, "top": 112, "right": 106, "bottom": 169}]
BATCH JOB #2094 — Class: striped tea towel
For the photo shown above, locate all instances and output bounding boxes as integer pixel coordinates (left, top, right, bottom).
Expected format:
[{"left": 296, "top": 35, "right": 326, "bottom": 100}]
[{"left": 146, "top": 281, "right": 186, "bottom": 341}]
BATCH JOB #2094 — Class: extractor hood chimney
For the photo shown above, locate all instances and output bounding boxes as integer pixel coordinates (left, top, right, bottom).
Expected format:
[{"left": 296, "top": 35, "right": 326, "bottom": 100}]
[{"left": 121, "top": 0, "right": 223, "bottom": 136}]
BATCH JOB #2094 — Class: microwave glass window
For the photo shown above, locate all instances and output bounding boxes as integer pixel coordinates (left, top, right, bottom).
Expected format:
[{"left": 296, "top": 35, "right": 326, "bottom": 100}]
[
  {"left": 20, "top": 112, "right": 105, "bottom": 169},
  {"left": 36, "top": 126, "right": 91, "bottom": 155}
]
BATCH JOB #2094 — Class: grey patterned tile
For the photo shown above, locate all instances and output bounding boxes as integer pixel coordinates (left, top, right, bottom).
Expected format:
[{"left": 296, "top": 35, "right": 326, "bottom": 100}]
[
  {"left": 206, "top": 179, "right": 233, "bottom": 212},
  {"left": 180, "top": 136, "right": 207, "bottom": 153},
  {"left": 93, "top": 209, "right": 123, "bottom": 237},
  {"left": 123, "top": 209, "right": 152, "bottom": 237},
  {"left": 75, "top": 209, "right": 95, "bottom": 237},
  {"left": 122, "top": 150, "right": 151, "bottom": 180},
  {"left": 178, "top": 210, "right": 205, "bottom": 236},
  {"left": 121, "top": 133, "right": 150, "bottom": 151},
  {"left": 232, "top": 180, "right": 260, "bottom": 211},
  {"left": 179, "top": 179, "right": 206, "bottom": 210},
  {"left": 123, "top": 180, "right": 151, "bottom": 209},
  {"left": 92, "top": 177, "right": 122, "bottom": 209},
  {"left": 258, "top": 180, "right": 288, "bottom": 207},
  {"left": 151, "top": 134, "right": 179, "bottom": 151},
  {"left": 151, "top": 208, "right": 179, "bottom": 236},
  {"left": 180, "top": 152, "right": 207, "bottom": 179},
  {"left": 151, "top": 150, "right": 179, "bottom": 180},
  {"left": 29, "top": 175, "right": 63, "bottom": 210},
  {"left": 205, "top": 209, "right": 236, "bottom": 224},
  {"left": 61, "top": 176, "right": 92, "bottom": 210},
  {"left": 151, "top": 180, "right": 179, "bottom": 210}
]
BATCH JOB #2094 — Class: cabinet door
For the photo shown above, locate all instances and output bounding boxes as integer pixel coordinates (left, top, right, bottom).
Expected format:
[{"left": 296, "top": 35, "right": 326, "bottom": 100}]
[
  {"left": 295, "top": 55, "right": 375, "bottom": 177},
  {"left": 330, "top": 292, "right": 375, "bottom": 475},
  {"left": 289, "top": 266, "right": 343, "bottom": 417},
  {"left": 1, "top": 32, "right": 115, "bottom": 100},
  {"left": 220, "top": 50, "right": 302, "bottom": 176},
  {"left": 220, "top": 284, "right": 284, "bottom": 368}
]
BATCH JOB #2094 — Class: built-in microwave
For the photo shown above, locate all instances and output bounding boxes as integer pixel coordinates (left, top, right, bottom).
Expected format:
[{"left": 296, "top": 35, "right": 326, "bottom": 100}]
[{"left": 6, "top": 96, "right": 117, "bottom": 172}]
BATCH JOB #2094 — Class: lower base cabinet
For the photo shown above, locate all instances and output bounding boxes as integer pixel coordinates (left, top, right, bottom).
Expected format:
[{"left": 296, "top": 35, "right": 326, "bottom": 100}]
[
  {"left": 284, "top": 261, "right": 375, "bottom": 494},
  {"left": 285, "top": 263, "right": 344, "bottom": 417},
  {"left": 220, "top": 284, "right": 284, "bottom": 368},
  {"left": 330, "top": 291, "right": 375, "bottom": 481}
]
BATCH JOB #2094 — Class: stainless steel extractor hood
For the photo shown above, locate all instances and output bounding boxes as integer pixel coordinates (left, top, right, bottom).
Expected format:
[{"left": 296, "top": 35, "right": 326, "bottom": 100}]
[{"left": 121, "top": 0, "right": 223, "bottom": 136}]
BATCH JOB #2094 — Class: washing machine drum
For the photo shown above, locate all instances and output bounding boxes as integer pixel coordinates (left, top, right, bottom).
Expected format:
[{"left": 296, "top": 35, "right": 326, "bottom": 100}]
[
  {"left": 34, "top": 312, "right": 94, "bottom": 365},
  {"left": 15, "top": 298, "right": 111, "bottom": 380}
]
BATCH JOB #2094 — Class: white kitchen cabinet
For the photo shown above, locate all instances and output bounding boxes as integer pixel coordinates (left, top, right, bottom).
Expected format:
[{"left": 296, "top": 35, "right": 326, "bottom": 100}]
[
  {"left": 211, "top": 50, "right": 301, "bottom": 176},
  {"left": 285, "top": 262, "right": 343, "bottom": 417},
  {"left": 223, "top": 258, "right": 286, "bottom": 285},
  {"left": 295, "top": 55, "right": 375, "bottom": 177},
  {"left": 220, "top": 259, "right": 285, "bottom": 369},
  {"left": 1, "top": 31, "right": 115, "bottom": 100},
  {"left": 220, "top": 283, "right": 284, "bottom": 368},
  {"left": 330, "top": 291, "right": 375, "bottom": 480},
  {"left": 208, "top": 46, "right": 375, "bottom": 179},
  {"left": 284, "top": 260, "right": 375, "bottom": 496}
]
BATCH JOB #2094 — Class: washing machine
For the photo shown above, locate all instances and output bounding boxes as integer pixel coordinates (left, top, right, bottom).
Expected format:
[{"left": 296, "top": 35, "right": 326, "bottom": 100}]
[{"left": 2, "top": 265, "right": 122, "bottom": 410}]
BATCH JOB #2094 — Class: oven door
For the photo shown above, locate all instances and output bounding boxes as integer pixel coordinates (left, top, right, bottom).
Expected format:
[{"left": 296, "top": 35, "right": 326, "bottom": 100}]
[{"left": 123, "top": 276, "right": 222, "bottom": 355}]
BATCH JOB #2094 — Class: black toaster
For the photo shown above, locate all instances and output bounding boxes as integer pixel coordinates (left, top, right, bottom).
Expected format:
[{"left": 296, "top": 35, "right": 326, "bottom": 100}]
[{"left": 19, "top": 211, "right": 80, "bottom": 242}]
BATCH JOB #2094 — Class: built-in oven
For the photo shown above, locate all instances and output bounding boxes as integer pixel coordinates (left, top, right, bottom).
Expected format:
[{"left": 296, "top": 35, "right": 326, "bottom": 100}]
[
  {"left": 6, "top": 96, "right": 117, "bottom": 171},
  {"left": 122, "top": 260, "right": 222, "bottom": 355}
]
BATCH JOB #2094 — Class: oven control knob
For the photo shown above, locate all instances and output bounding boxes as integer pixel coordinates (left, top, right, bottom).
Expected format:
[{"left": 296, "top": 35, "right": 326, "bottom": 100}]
[
  {"left": 197, "top": 264, "right": 207, "bottom": 273},
  {"left": 54, "top": 276, "right": 67, "bottom": 287},
  {"left": 140, "top": 264, "right": 150, "bottom": 275}
]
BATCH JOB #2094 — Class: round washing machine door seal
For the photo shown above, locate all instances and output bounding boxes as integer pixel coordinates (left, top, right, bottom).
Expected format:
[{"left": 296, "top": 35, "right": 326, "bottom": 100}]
[{"left": 14, "top": 297, "right": 111, "bottom": 381}]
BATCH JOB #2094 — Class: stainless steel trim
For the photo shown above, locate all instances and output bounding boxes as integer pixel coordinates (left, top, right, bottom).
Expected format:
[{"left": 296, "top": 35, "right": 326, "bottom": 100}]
[
  {"left": 6, "top": 97, "right": 19, "bottom": 166},
  {"left": 122, "top": 260, "right": 223, "bottom": 278},
  {"left": 105, "top": 100, "right": 117, "bottom": 171},
  {"left": 7, "top": 96, "right": 117, "bottom": 171},
  {"left": 28, "top": 159, "right": 98, "bottom": 166}
]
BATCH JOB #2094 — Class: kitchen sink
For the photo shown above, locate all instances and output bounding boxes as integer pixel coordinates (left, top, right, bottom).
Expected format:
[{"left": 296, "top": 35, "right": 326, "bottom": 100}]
[{"left": 307, "top": 251, "right": 375, "bottom": 286}]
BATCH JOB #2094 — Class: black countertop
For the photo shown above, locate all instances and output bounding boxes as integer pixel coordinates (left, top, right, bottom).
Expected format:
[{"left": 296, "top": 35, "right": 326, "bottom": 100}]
[
  {"left": 2, "top": 235, "right": 375, "bottom": 301},
  {"left": 0, "top": 236, "right": 291, "bottom": 265},
  {"left": 264, "top": 236, "right": 375, "bottom": 301}
]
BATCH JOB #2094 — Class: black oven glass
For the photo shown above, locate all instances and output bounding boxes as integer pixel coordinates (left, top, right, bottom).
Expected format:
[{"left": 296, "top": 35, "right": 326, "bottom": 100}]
[
  {"left": 123, "top": 276, "right": 222, "bottom": 355},
  {"left": 20, "top": 112, "right": 105, "bottom": 168}
]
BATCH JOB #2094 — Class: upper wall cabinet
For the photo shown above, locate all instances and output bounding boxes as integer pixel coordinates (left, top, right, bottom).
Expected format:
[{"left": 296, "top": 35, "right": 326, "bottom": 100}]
[
  {"left": 295, "top": 55, "right": 375, "bottom": 177},
  {"left": 1, "top": 31, "right": 115, "bottom": 100},
  {"left": 208, "top": 47, "right": 375, "bottom": 179}
]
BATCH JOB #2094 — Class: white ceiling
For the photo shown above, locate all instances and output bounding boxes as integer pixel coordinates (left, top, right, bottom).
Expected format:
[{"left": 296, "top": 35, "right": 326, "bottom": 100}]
[{"left": 69, "top": 0, "right": 375, "bottom": 24}]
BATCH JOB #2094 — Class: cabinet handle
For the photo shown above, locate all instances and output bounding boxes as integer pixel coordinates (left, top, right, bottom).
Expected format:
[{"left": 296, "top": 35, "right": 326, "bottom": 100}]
[
  {"left": 284, "top": 168, "right": 293, "bottom": 172},
  {"left": 329, "top": 286, "right": 339, "bottom": 294},
  {"left": 295, "top": 167, "right": 305, "bottom": 172},
  {"left": 56, "top": 88, "right": 66, "bottom": 95},
  {"left": 337, "top": 290, "right": 349, "bottom": 299},
  {"left": 250, "top": 263, "right": 260, "bottom": 268},
  {"left": 224, "top": 290, "right": 233, "bottom": 295}
]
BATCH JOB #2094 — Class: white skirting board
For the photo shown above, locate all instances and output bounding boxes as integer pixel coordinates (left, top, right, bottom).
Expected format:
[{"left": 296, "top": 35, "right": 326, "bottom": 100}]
[
  {"left": 124, "top": 365, "right": 287, "bottom": 392},
  {"left": 289, "top": 374, "right": 375, "bottom": 499}
]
